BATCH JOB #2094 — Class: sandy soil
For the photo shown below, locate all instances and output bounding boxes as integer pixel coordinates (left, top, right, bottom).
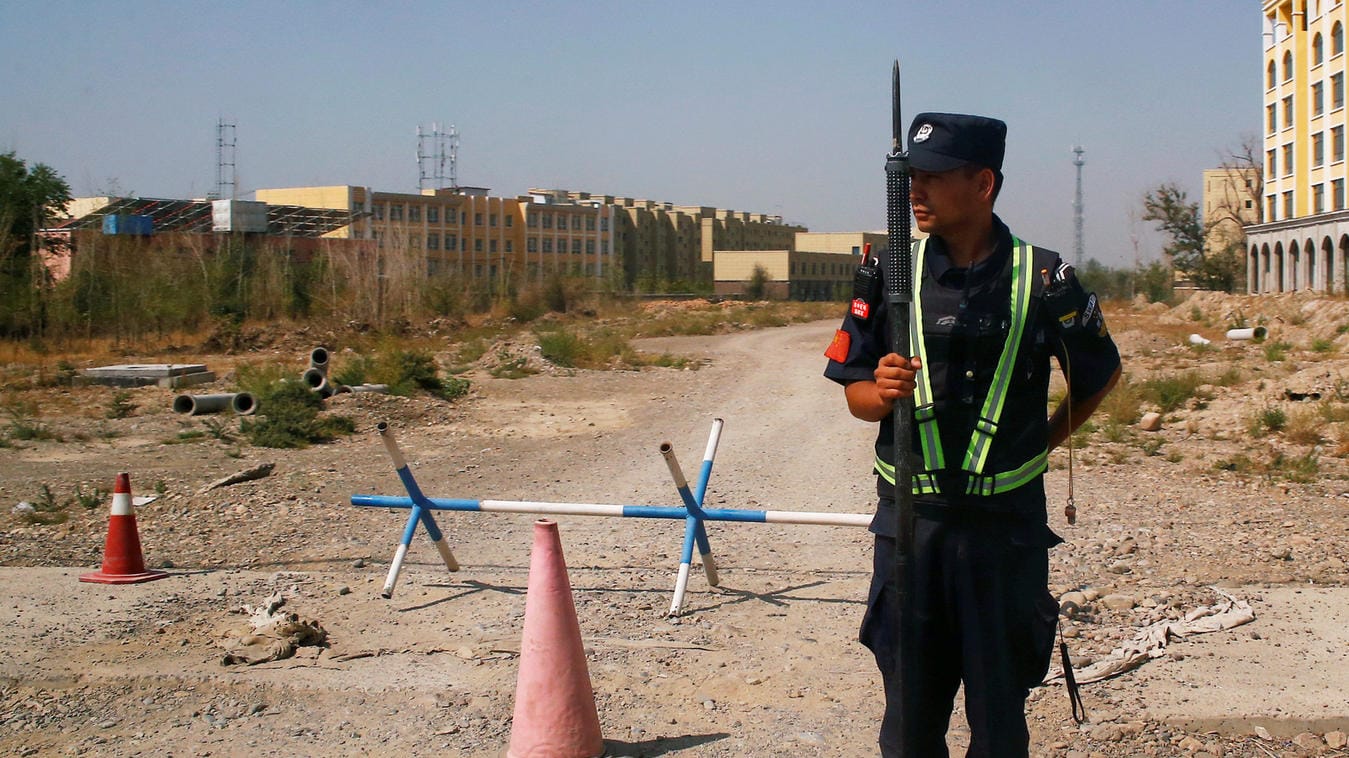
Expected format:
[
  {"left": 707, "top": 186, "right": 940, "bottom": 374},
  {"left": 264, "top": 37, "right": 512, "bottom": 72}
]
[{"left": 2, "top": 293, "right": 1348, "bottom": 757}]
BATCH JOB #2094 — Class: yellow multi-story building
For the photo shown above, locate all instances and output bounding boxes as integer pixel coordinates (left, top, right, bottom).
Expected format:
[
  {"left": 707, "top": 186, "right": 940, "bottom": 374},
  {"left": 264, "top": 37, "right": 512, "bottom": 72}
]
[
  {"left": 1247, "top": 1, "right": 1349, "bottom": 292},
  {"left": 256, "top": 184, "right": 799, "bottom": 290}
]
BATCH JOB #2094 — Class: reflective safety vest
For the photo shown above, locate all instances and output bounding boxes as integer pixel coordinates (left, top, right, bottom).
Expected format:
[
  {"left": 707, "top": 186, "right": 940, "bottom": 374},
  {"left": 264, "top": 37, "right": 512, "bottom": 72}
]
[{"left": 874, "top": 236, "right": 1049, "bottom": 496}]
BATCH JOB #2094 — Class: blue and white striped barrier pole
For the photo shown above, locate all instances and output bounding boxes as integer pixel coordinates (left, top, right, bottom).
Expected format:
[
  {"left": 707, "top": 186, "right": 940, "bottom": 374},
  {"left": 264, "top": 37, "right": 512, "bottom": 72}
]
[
  {"left": 353, "top": 419, "right": 874, "bottom": 612},
  {"left": 377, "top": 422, "right": 459, "bottom": 598},
  {"left": 353, "top": 494, "right": 872, "bottom": 527}
]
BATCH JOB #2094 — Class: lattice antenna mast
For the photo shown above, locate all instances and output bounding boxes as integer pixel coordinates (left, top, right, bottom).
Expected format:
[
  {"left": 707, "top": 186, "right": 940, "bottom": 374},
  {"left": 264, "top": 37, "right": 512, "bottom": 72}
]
[
  {"left": 215, "top": 119, "right": 237, "bottom": 200},
  {"left": 418, "top": 123, "right": 460, "bottom": 191},
  {"left": 1072, "top": 145, "right": 1085, "bottom": 268}
]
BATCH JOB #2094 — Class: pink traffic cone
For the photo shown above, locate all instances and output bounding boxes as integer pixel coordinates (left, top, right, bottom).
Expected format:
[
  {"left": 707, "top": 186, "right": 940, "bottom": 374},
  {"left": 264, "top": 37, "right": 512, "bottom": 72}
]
[
  {"left": 507, "top": 520, "right": 604, "bottom": 758},
  {"left": 80, "top": 473, "right": 168, "bottom": 585}
]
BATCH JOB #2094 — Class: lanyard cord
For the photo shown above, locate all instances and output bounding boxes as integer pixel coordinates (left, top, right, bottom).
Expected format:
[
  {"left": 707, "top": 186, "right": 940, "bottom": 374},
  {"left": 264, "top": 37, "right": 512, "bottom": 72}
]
[
  {"left": 1062, "top": 338, "right": 1077, "bottom": 525},
  {"left": 1057, "top": 336, "right": 1086, "bottom": 723}
]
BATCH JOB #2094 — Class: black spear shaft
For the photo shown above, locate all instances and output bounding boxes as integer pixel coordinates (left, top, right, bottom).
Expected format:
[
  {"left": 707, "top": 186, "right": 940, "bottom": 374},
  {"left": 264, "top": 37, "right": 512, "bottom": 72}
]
[{"left": 883, "top": 58, "right": 915, "bottom": 750}]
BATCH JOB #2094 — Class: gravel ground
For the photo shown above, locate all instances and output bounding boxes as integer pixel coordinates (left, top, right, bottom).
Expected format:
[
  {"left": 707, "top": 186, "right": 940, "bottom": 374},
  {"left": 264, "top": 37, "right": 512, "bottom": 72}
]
[{"left": 2, "top": 293, "right": 1348, "bottom": 757}]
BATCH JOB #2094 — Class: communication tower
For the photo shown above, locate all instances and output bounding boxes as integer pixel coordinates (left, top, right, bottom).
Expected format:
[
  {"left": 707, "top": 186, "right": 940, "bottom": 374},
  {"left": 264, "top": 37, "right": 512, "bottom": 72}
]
[
  {"left": 417, "top": 123, "right": 459, "bottom": 191},
  {"left": 1072, "top": 145, "right": 1085, "bottom": 268},
  {"left": 214, "top": 119, "right": 237, "bottom": 200}
]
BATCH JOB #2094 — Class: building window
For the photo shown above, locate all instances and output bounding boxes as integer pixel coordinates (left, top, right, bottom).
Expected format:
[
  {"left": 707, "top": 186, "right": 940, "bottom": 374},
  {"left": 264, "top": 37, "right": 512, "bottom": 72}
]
[
  {"left": 1315, "top": 33, "right": 1325, "bottom": 65},
  {"left": 1284, "top": 143, "right": 1295, "bottom": 176},
  {"left": 1283, "top": 95, "right": 1294, "bottom": 126},
  {"left": 505, "top": 240, "right": 513, "bottom": 252},
  {"left": 543, "top": 239, "right": 553, "bottom": 253},
  {"left": 490, "top": 240, "right": 497, "bottom": 253},
  {"left": 390, "top": 204, "right": 403, "bottom": 221},
  {"left": 1315, "top": 184, "right": 1326, "bottom": 213},
  {"left": 1267, "top": 149, "right": 1277, "bottom": 176},
  {"left": 408, "top": 235, "right": 420, "bottom": 250},
  {"left": 600, "top": 217, "right": 609, "bottom": 231},
  {"left": 427, "top": 232, "right": 439, "bottom": 250},
  {"left": 1267, "top": 195, "right": 1277, "bottom": 221},
  {"left": 1335, "top": 126, "right": 1346, "bottom": 162},
  {"left": 446, "top": 234, "right": 457, "bottom": 250},
  {"left": 474, "top": 239, "right": 483, "bottom": 252},
  {"left": 1315, "top": 132, "right": 1326, "bottom": 165},
  {"left": 1335, "top": 179, "right": 1346, "bottom": 210},
  {"left": 1334, "top": 21, "right": 1345, "bottom": 56},
  {"left": 572, "top": 239, "right": 582, "bottom": 254},
  {"left": 1283, "top": 50, "right": 1294, "bottom": 81},
  {"left": 1283, "top": 191, "right": 1294, "bottom": 219},
  {"left": 527, "top": 213, "right": 538, "bottom": 228},
  {"left": 586, "top": 216, "right": 595, "bottom": 231},
  {"left": 374, "top": 204, "right": 385, "bottom": 220},
  {"left": 527, "top": 237, "right": 538, "bottom": 252},
  {"left": 460, "top": 211, "right": 467, "bottom": 225},
  {"left": 427, "top": 206, "right": 439, "bottom": 223},
  {"left": 602, "top": 240, "right": 609, "bottom": 254},
  {"left": 542, "top": 214, "right": 553, "bottom": 229},
  {"left": 474, "top": 212, "right": 483, "bottom": 226},
  {"left": 489, "top": 213, "right": 497, "bottom": 227},
  {"left": 505, "top": 215, "right": 513, "bottom": 228},
  {"left": 409, "top": 206, "right": 421, "bottom": 222},
  {"left": 1314, "top": 81, "right": 1325, "bottom": 116},
  {"left": 1267, "top": 103, "right": 1277, "bottom": 133},
  {"left": 586, "top": 239, "right": 595, "bottom": 254},
  {"left": 1333, "top": 73, "right": 1345, "bottom": 110},
  {"left": 1267, "top": 60, "right": 1277, "bottom": 89},
  {"left": 428, "top": 258, "right": 440, "bottom": 277}
]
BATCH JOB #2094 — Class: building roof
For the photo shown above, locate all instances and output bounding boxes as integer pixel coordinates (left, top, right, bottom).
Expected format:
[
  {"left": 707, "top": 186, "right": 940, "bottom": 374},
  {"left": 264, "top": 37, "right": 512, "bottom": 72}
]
[{"left": 51, "top": 197, "right": 356, "bottom": 237}]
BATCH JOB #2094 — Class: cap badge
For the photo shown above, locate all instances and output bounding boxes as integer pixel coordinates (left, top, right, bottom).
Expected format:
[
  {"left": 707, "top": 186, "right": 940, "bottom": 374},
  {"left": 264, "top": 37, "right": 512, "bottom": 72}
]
[{"left": 914, "top": 124, "right": 933, "bottom": 143}]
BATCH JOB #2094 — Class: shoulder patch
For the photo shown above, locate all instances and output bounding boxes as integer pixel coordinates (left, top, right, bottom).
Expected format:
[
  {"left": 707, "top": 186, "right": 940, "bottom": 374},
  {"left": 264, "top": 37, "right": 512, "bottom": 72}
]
[{"left": 824, "top": 329, "right": 851, "bottom": 363}]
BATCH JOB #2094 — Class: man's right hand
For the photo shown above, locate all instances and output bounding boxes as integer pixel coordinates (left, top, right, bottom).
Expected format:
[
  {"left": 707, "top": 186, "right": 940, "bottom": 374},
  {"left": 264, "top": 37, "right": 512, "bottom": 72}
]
[
  {"left": 875, "top": 353, "right": 922, "bottom": 401},
  {"left": 844, "top": 354, "right": 923, "bottom": 423}
]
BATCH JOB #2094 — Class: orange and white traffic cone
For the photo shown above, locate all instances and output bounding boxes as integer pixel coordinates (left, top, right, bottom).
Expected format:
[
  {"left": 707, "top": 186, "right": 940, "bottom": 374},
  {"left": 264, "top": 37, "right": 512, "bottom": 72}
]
[
  {"left": 79, "top": 473, "right": 168, "bottom": 585},
  {"left": 506, "top": 519, "right": 604, "bottom": 758}
]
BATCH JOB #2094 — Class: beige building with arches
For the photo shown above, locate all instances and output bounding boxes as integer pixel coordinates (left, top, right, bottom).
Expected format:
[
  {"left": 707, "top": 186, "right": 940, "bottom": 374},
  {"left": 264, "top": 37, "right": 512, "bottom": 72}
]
[{"left": 1247, "top": 0, "right": 1349, "bottom": 292}]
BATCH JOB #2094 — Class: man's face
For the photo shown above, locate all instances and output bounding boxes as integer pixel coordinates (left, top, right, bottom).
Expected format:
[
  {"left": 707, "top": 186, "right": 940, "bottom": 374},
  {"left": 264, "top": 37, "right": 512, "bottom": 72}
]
[{"left": 909, "top": 166, "right": 992, "bottom": 236}]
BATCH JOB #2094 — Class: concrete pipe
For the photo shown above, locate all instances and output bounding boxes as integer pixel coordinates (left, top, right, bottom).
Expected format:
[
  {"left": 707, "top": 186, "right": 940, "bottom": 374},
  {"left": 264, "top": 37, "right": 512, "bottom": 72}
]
[
  {"left": 231, "top": 392, "right": 257, "bottom": 416},
  {"left": 172, "top": 393, "right": 237, "bottom": 416},
  {"left": 302, "top": 367, "right": 329, "bottom": 392},
  {"left": 1188, "top": 334, "right": 1211, "bottom": 346},
  {"left": 346, "top": 384, "right": 390, "bottom": 394},
  {"left": 1226, "top": 326, "right": 1268, "bottom": 341},
  {"left": 308, "top": 347, "right": 330, "bottom": 377}
]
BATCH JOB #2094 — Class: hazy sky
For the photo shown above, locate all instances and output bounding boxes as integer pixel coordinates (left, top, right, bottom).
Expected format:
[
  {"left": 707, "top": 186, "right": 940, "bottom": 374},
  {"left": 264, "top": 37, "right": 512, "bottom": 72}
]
[{"left": 2, "top": 1, "right": 1256, "bottom": 268}]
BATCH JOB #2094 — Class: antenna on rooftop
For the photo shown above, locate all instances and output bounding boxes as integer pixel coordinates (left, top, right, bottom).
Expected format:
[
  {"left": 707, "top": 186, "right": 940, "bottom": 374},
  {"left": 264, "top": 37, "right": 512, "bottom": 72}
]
[
  {"left": 214, "top": 119, "right": 237, "bottom": 201},
  {"left": 418, "top": 123, "right": 459, "bottom": 191},
  {"left": 1072, "top": 145, "right": 1085, "bottom": 268}
]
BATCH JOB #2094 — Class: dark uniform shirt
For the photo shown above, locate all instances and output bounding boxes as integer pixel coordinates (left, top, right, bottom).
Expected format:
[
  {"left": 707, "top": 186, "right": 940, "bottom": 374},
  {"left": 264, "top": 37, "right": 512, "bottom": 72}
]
[{"left": 824, "top": 215, "right": 1120, "bottom": 537}]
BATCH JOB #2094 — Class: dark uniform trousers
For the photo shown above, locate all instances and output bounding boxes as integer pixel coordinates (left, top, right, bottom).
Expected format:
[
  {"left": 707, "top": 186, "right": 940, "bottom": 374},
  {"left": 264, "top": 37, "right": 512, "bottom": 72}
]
[{"left": 861, "top": 503, "right": 1059, "bottom": 757}]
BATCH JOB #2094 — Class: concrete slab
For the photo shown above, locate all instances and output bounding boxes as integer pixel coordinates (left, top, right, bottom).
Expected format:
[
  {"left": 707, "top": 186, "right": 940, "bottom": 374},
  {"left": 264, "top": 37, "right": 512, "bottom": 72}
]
[
  {"left": 82, "top": 364, "right": 208, "bottom": 378},
  {"left": 1129, "top": 586, "right": 1349, "bottom": 738},
  {"left": 81, "top": 364, "right": 215, "bottom": 389}
]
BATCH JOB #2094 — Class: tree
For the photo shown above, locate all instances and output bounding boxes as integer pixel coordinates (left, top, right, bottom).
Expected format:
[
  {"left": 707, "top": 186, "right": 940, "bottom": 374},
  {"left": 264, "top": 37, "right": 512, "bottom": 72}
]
[
  {"left": 1141, "top": 183, "right": 1241, "bottom": 293},
  {"left": 0, "top": 151, "right": 72, "bottom": 337}
]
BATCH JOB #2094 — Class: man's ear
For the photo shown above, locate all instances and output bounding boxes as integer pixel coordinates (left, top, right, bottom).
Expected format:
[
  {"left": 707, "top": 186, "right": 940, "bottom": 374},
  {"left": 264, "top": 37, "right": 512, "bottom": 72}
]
[{"left": 978, "top": 168, "right": 997, "bottom": 202}]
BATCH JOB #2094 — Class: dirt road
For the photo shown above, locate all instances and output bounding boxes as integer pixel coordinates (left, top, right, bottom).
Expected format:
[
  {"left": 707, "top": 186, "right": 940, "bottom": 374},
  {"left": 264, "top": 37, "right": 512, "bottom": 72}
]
[{"left": 2, "top": 296, "right": 1348, "bottom": 756}]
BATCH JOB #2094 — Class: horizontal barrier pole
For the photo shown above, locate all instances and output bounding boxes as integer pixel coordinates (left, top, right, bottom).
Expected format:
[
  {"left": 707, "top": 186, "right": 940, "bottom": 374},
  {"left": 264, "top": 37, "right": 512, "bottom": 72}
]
[{"left": 351, "top": 494, "right": 872, "bottom": 528}]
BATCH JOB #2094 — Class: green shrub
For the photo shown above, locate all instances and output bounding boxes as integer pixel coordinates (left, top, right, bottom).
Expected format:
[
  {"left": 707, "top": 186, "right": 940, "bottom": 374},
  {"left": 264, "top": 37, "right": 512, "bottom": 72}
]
[
  {"left": 1249, "top": 406, "right": 1287, "bottom": 437},
  {"left": 1138, "top": 371, "right": 1207, "bottom": 414},
  {"left": 538, "top": 329, "right": 586, "bottom": 368},
  {"left": 1264, "top": 341, "right": 1292, "bottom": 362},
  {"left": 106, "top": 390, "right": 136, "bottom": 419},
  {"left": 1311, "top": 338, "right": 1335, "bottom": 354},
  {"left": 241, "top": 380, "right": 354, "bottom": 448}
]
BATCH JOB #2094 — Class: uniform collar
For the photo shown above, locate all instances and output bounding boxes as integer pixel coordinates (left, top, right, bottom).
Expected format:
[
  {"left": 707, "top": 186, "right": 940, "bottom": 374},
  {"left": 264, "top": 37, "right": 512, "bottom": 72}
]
[{"left": 927, "top": 215, "right": 1013, "bottom": 289}]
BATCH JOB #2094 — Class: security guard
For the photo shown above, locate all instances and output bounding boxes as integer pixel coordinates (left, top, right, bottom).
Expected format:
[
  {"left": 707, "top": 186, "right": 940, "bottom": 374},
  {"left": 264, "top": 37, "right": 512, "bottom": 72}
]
[{"left": 824, "top": 113, "right": 1121, "bottom": 756}]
